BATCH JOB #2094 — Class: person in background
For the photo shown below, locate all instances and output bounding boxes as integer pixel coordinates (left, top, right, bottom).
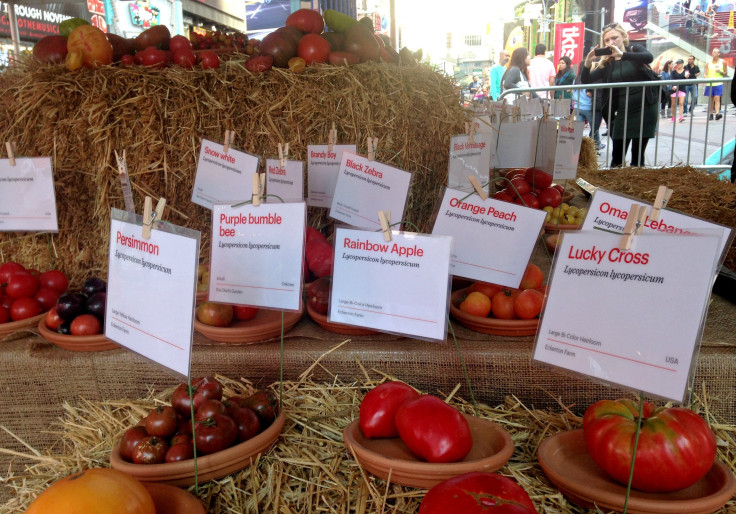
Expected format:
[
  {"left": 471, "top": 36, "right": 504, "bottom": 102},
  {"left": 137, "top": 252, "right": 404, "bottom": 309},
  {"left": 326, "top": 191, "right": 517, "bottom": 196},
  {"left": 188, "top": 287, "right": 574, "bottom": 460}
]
[
  {"left": 554, "top": 56, "right": 576, "bottom": 100},
  {"left": 501, "top": 47, "right": 537, "bottom": 102},
  {"left": 704, "top": 48, "right": 728, "bottom": 120},
  {"left": 572, "top": 74, "right": 604, "bottom": 152},
  {"left": 670, "top": 59, "right": 688, "bottom": 122},
  {"left": 581, "top": 22, "right": 659, "bottom": 167},
  {"left": 490, "top": 50, "right": 510, "bottom": 101},
  {"left": 660, "top": 59, "right": 673, "bottom": 118},
  {"left": 528, "top": 43, "right": 556, "bottom": 99},
  {"left": 683, "top": 55, "right": 700, "bottom": 115},
  {"left": 469, "top": 76, "right": 480, "bottom": 99}
]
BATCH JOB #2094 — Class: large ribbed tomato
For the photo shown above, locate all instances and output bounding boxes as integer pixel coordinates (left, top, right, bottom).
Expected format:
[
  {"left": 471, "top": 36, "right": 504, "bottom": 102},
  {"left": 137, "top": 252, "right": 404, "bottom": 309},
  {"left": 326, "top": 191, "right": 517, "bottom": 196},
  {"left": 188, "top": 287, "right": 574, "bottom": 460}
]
[
  {"left": 419, "top": 472, "right": 537, "bottom": 513},
  {"left": 583, "top": 399, "right": 717, "bottom": 492},
  {"left": 25, "top": 468, "right": 155, "bottom": 513}
]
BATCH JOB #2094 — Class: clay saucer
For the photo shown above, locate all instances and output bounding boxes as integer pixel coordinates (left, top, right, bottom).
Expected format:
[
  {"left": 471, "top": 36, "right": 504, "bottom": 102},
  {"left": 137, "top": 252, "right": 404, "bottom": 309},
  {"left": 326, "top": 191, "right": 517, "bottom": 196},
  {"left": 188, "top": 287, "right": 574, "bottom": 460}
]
[
  {"left": 306, "top": 302, "right": 378, "bottom": 336},
  {"left": 343, "top": 413, "right": 514, "bottom": 489},
  {"left": 110, "top": 411, "right": 286, "bottom": 486},
  {"left": 449, "top": 288, "right": 538, "bottom": 337},
  {"left": 537, "top": 430, "right": 736, "bottom": 514},
  {"left": 141, "top": 482, "right": 205, "bottom": 514},
  {"left": 194, "top": 308, "right": 302, "bottom": 344},
  {"left": 543, "top": 222, "right": 581, "bottom": 234},
  {"left": 0, "top": 311, "right": 48, "bottom": 340},
  {"left": 37, "top": 318, "right": 119, "bottom": 351}
]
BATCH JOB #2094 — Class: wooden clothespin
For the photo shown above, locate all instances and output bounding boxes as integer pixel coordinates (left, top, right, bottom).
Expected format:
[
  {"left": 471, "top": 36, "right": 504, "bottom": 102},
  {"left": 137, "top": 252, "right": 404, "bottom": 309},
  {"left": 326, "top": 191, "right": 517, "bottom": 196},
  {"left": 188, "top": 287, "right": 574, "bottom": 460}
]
[
  {"left": 252, "top": 172, "right": 265, "bottom": 206},
  {"left": 464, "top": 122, "right": 476, "bottom": 144},
  {"left": 568, "top": 115, "right": 574, "bottom": 129},
  {"left": 5, "top": 142, "right": 16, "bottom": 166},
  {"left": 367, "top": 137, "right": 378, "bottom": 161},
  {"left": 278, "top": 142, "right": 289, "bottom": 168},
  {"left": 223, "top": 130, "right": 235, "bottom": 154},
  {"left": 468, "top": 175, "right": 488, "bottom": 200},
  {"left": 114, "top": 149, "right": 136, "bottom": 215},
  {"left": 619, "top": 204, "right": 647, "bottom": 251},
  {"left": 378, "top": 210, "right": 392, "bottom": 242},
  {"left": 649, "top": 185, "right": 673, "bottom": 222},
  {"left": 328, "top": 123, "right": 337, "bottom": 153},
  {"left": 142, "top": 196, "right": 166, "bottom": 240}
]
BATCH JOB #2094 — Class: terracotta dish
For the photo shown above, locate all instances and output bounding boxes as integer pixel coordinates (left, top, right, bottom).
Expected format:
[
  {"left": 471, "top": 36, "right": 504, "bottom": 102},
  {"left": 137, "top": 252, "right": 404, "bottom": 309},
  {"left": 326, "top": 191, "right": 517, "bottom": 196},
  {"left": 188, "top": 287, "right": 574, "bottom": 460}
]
[
  {"left": 543, "top": 222, "right": 581, "bottom": 234},
  {"left": 194, "top": 308, "right": 302, "bottom": 344},
  {"left": 538, "top": 430, "right": 736, "bottom": 514},
  {"left": 306, "top": 303, "right": 378, "bottom": 336},
  {"left": 141, "top": 482, "right": 205, "bottom": 514},
  {"left": 0, "top": 311, "right": 48, "bottom": 339},
  {"left": 37, "top": 319, "right": 119, "bottom": 351},
  {"left": 110, "top": 411, "right": 286, "bottom": 486},
  {"left": 449, "top": 288, "right": 539, "bottom": 337},
  {"left": 343, "top": 413, "right": 514, "bottom": 489}
]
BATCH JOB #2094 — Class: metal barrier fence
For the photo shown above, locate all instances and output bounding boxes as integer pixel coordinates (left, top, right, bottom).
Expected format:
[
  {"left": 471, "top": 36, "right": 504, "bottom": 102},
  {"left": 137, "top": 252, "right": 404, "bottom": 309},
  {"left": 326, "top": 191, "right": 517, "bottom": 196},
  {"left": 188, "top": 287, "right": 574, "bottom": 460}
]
[{"left": 494, "top": 78, "right": 733, "bottom": 176}]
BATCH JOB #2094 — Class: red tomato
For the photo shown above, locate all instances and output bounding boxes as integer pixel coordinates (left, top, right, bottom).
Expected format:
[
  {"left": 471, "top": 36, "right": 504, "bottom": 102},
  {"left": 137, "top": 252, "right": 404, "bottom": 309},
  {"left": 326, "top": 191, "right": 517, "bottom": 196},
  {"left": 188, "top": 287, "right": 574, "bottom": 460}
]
[
  {"left": 508, "top": 178, "right": 531, "bottom": 198},
  {"left": 198, "top": 50, "right": 220, "bottom": 69},
  {"left": 231, "top": 407, "right": 261, "bottom": 443},
  {"left": 34, "top": 288, "right": 61, "bottom": 311},
  {"left": 490, "top": 290, "right": 516, "bottom": 320},
  {"left": 583, "top": 399, "right": 717, "bottom": 492},
  {"left": 70, "top": 313, "right": 102, "bottom": 335},
  {"left": 305, "top": 239, "right": 334, "bottom": 277},
  {"left": 120, "top": 54, "right": 135, "bottom": 66},
  {"left": 0, "top": 305, "right": 9, "bottom": 324},
  {"left": 169, "top": 34, "right": 192, "bottom": 54},
  {"left": 33, "top": 35, "right": 69, "bottom": 64},
  {"left": 119, "top": 425, "right": 148, "bottom": 462},
  {"left": 233, "top": 305, "right": 259, "bottom": 321},
  {"left": 132, "top": 435, "right": 169, "bottom": 464},
  {"left": 395, "top": 395, "right": 473, "bottom": 463},
  {"left": 0, "top": 295, "right": 13, "bottom": 310},
  {"left": 10, "top": 297, "right": 43, "bottom": 321},
  {"left": 170, "top": 432, "right": 192, "bottom": 447},
  {"left": 285, "top": 8, "right": 324, "bottom": 34},
  {"left": 241, "top": 389, "right": 278, "bottom": 427},
  {"left": 328, "top": 51, "right": 360, "bottom": 66},
  {"left": 172, "top": 49, "right": 196, "bottom": 68},
  {"left": 537, "top": 187, "right": 562, "bottom": 208},
  {"left": 307, "top": 277, "right": 330, "bottom": 315},
  {"left": 515, "top": 193, "right": 539, "bottom": 209},
  {"left": 38, "top": 269, "right": 68, "bottom": 294},
  {"left": 551, "top": 183, "right": 565, "bottom": 195},
  {"left": 194, "top": 414, "right": 237, "bottom": 454},
  {"left": 492, "top": 190, "right": 514, "bottom": 203},
  {"left": 520, "top": 263, "right": 544, "bottom": 290},
  {"left": 145, "top": 405, "right": 179, "bottom": 437},
  {"left": 141, "top": 47, "right": 168, "bottom": 67},
  {"left": 513, "top": 289, "right": 543, "bottom": 319},
  {"left": 524, "top": 167, "right": 553, "bottom": 190},
  {"left": 306, "top": 225, "right": 326, "bottom": 243},
  {"left": 194, "top": 399, "right": 226, "bottom": 421},
  {"left": 196, "top": 301, "right": 233, "bottom": 327},
  {"left": 0, "top": 262, "right": 25, "bottom": 284},
  {"left": 360, "top": 381, "right": 419, "bottom": 438},
  {"left": 297, "top": 34, "right": 331, "bottom": 65},
  {"left": 165, "top": 442, "right": 194, "bottom": 463},
  {"left": 6, "top": 271, "right": 39, "bottom": 299},
  {"left": 245, "top": 53, "right": 274, "bottom": 72},
  {"left": 170, "top": 376, "right": 224, "bottom": 416},
  {"left": 67, "top": 25, "right": 113, "bottom": 66},
  {"left": 419, "top": 472, "right": 537, "bottom": 513},
  {"left": 258, "top": 33, "right": 297, "bottom": 68}
]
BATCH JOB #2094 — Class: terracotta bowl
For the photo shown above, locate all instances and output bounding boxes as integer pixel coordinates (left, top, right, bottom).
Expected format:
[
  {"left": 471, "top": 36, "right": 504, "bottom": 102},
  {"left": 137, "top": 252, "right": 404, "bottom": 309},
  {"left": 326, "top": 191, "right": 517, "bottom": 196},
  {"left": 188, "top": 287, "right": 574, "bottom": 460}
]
[
  {"left": 306, "top": 302, "right": 378, "bottom": 336},
  {"left": 110, "top": 411, "right": 286, "bottom": 486},
  {"left": 0, "top": 311, "right": 48, "bottom": 339},
  {"left": 37, "top": 318, "right": 119, "bottom": 351},
  {"left": 449, "top": 288, "right": 539, "bottom": 337},
  {"left": 142, "top": 482, "right": 205, "bottom": 514},
  {"left": 343, "top": 413, "right": 514, "bottom": 489},
  {"left": 194, "top": 308, "right": 302, "bottom": 344},
  {"left": 538, "top": 430, "right": 736, "bottom": 514},
  {"left": 543, "top": 222, "right": 581, "bottom": 234}
]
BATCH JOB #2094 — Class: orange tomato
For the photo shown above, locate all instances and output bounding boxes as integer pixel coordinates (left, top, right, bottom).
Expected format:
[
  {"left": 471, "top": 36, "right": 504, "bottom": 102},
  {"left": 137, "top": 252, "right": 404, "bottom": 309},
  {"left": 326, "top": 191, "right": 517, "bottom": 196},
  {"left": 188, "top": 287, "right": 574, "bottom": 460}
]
[
  {"left": 491, "top": 290, "right": 516, "bottom": 319},
  {"left": 514, "top": 289, "right": 544, "bottom": 319},
  {"left": 67, "top": 25, "right": 113, "bottom": 67},
  {"left": 459, "top": 291, "right": 492, "bottom": 318},
  {"left": 520, "top": 263, "right": 544, "bottom": 290},
  {"left": 468, "top": 281, "right": 502, "bottom": 299}
]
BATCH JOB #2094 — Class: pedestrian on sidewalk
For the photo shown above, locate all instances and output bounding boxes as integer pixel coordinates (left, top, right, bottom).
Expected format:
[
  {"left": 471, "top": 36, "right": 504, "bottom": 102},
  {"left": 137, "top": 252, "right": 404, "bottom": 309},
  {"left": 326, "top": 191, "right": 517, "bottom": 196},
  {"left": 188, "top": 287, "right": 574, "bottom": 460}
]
[
  {"left": 670, "top": 59, "right": 688, "bottom": 122},
  {"left": 704, "top": 48, "right": 728, "bottom": 120},
  {"left": 528, "top": 43, "right": 556, "bottom": 99},
  {"left": 684, "top": 55, "right": 700, "bottom": 114}
]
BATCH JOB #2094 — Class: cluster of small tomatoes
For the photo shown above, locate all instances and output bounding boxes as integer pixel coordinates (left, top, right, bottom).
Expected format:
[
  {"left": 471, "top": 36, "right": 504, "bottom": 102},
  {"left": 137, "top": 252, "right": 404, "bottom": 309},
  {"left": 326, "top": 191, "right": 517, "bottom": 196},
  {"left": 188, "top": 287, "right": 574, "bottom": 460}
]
[
  {"left": 0, "top": 262, "right": 68, "bottom": 323},
  {"left": 119, "top": 376, "right": 278, "bottom": 464},
  {"left": 44, "top": 277, "right": 107, "bottom": 336},
  {"left": 493, "top": 168, "right": 566, "bottom": 212},
  {"left": 458, "top": 263, "right": 546, "bottom": 320}
]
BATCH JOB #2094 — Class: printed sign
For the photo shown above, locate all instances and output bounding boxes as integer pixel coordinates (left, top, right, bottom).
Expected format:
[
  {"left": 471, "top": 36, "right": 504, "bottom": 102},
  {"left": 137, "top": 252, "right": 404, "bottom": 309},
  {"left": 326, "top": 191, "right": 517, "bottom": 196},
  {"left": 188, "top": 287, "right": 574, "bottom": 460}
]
[
  {"left": 554, "top": 22, "right": 585, "bottom": 67},
  {"left": 553, "top": 120, "right": 584, "bottom": 179},
  {"left": 265, "top": 158, "right": 304, "bottom": 204},
  {"left": 330, "top": 227, "right": 452, "bottom": 341},
  {"left": 0, "top": 157, "right": 58, "bottom": 232},
  {"left": 191, "top": 139, "right": 259, "bottom": 209},
  {"left": 106, "top": 209, "right": 200, "bottom": 378},
  {"left": 447, "top": 134, "right": 492, "bottom": 193},
  {"left": 209, "top": 202, "right": 305, "bottom": 311},
  {"left": 306, "top": 144, "right": 357, "bottom": 208}
]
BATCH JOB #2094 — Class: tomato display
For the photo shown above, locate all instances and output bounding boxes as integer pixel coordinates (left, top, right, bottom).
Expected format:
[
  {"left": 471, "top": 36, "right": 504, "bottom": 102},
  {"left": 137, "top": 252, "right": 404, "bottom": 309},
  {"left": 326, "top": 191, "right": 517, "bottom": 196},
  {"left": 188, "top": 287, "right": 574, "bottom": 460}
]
[
  {"left": 359, "top": 381, "right": 419, "bottom": 438},
  {"left": 583, "top": 399, "right": 717, "bottom": 492},
  {"left": 419, "top": 472, "right": 537, "bottom": 513},
  {"left": 395, "top": 395, "right": 473, "bottom": 463},
  {"left": 490, "top": 290, "right": 516, "bottom": 320},
  {"left": 169, "top": 34, "right": 192, "bottom": 54},
  {"left": 194, "top": 399, "right": 227, "bottom": 421}
]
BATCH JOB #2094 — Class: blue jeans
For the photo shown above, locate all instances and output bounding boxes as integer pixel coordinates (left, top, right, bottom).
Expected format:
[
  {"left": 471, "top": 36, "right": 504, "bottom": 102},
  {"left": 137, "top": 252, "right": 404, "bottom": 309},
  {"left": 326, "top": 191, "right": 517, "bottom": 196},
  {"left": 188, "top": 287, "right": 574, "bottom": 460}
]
[
  {"left": 684, "top": 84, "right": 697, "bottom": 114},
  {"left": 577, "top": 109, "right": 602, "bottom": 147}
]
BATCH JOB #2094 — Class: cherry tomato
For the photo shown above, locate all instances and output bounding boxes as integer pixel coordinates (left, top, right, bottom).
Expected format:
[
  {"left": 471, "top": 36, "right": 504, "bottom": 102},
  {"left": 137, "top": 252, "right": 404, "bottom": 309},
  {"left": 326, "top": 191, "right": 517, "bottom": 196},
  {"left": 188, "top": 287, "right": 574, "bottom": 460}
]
[
  {"left": 34, "top": 288, "right": 61, "bottom": 311},
  {"left": 231, "top": 407, "right": 261, "bottom": 443},
  {"left": 38, "top": 269, "right": 68, "bottom": 294},
  {"left": 222, "top": 398, "right": 244, "bottom": 417},
  {"left": 198, "top": 50, "right": 220, "bottom": 69},
  {"left": 173, "top": 49, "right": 196, "bottom": 68},
  {"left": 6, "top": 272, "right": 39, "bottom": 299},
  {"left": 0, "top": 262, "right": 25, "bottom": 284},
  {"left": 145, "top": 405, "right": 179, "bottom": 438},
  {"left": 45, "top": 306, "right": 64, "bottom": 331},
  {"left": 513, "top": 289, "right": 544, "bottom": 320},
  {"left": 168, "top": 34, "right": 192, "bottom": 54},
  {"left": 70, "top": 313, "right": 102, "bottom": 336},
  {"left": 287, "top": 56, "right": 306, "bottom": 73},
  {"left": 0, "top": 305, "right": 9, "bottom": 324},
  {"left": 165, "top": 442, "right": 194, "bottom": 463},
  {"left": 141, "top": 47, "right": 167, "bottom": 68},
  {"left": 169, "top": 432, "right": 192, "bottom": 447},
  {"left": 120, "top": 54, "right": 135, "bottom": 66},
  {"left": 132, "top": 436, "right": 169, "bottom": 464},
  {"left": 524, "top": 167, "right": 553, "bottom": 190},
  {"left": 419, "top": 472, "right": 537, "bottom": 513},
  {"left": 10, "top": 297, "right": 43, "bottom": 321},
  {"left": 509, "top": 177, "right": 531, "bottom": 198},
  {"left": 241, "top": 389, "right": 279, "bottom": 427},
  {"left": 194, "top": 414, "right": 237, "bottom": 454},
  {"left": 119, "top": 426, "right": 149, "bottom": 462},
  {"left": 359, "top": 381, "right": 419, "bottom": 439},
  {"left": 195, "top": 399, "right": 226, "bottom": 421}
]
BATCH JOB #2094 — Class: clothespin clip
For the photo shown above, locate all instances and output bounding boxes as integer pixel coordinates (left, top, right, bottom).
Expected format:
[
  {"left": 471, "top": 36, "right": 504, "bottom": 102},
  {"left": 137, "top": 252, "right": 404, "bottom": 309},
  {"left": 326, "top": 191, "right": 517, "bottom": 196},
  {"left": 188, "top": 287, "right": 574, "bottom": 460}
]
[
  {"left": 464, "top": 122, "right": 476, "bottom": 144},
  {"left": 367, "top": 137, "right": 378, "bottom": 161},
  {"left": 649, "top": 185, "right": 673, "bottom": 222},
  {"left": 142, "top": 196, "right": 166, "bottom": 240},
  {"left": 278, "top": 142, "right": 289, "bottom": 168},
  {"left": 378, "top": 210, "right": 392, "bottom": 242},
  {"left": 114, "top": 149, "right": 136, "bottom": 215},
  {"left": 328, "top": 123, "right": 337, "bottom": 153},
  {"left": 619, "top": 204, "right": 647, "bottom": 250},
  {"left": 223, "top": 130, "right": 235, "bottom": 154},
  {"left": 5, "top": 142, "right": 16, "bottom": 166},
  {"left": 468, "top": 175, "right": 488, "bottom": 200},
  {"left": 252, "top": 172, "right": 265, "bottom": 206},
  {"left": 568, "top": 115, "right": 574, "bottom": 129}
]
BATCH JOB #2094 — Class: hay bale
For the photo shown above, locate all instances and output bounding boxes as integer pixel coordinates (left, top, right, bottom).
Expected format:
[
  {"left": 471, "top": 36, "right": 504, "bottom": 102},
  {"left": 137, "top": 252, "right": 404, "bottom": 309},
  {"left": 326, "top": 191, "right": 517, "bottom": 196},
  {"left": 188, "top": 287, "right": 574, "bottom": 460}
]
[{"left": 0, "top": 60, "right": 466, "bottom": 283}]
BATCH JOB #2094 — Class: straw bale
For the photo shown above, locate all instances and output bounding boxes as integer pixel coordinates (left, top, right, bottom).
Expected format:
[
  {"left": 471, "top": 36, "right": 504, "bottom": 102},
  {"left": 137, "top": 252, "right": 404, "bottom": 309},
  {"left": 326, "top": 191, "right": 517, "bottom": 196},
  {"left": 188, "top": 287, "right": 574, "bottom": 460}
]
[
  {"left": 578, "top": 166, "right": 736, "bottom": 271},
  {"left": 1, "top": 368, "right": 734, "bottom": 513}
]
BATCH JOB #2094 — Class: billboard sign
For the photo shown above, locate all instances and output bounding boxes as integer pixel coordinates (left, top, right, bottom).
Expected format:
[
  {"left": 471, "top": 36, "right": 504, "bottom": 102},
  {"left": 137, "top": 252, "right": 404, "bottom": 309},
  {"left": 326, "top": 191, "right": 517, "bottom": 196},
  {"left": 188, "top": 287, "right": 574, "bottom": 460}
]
[{"left": 554, "top": 22, "right": 584, "bottom": 67}]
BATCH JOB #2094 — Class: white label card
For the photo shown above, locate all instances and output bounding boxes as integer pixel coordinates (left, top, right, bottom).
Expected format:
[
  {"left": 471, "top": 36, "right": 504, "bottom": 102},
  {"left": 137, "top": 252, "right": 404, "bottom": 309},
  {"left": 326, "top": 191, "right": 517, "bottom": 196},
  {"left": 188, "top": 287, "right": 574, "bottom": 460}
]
[
  {"left": 306, "top": 144, "right": 357, "bottom": 208},
  {"left": 106, "top": 210, "right": 200, "bottom": 378},
  {"left": 191, "top": 139, "right": 259, "bottom": 209},
  {"left": 329, "top": 152, "right": 412, "bottom": 229},
  {"left": 209, "top": 202, "right": 305, "bottom": 311},
  {"left": 432, "top": 188, "right": 546, "bottom": 287},
  {"left": 447, "top": 134, "right": 492, "bottom": 193},
  {"left": 553, "top": 121, "right": 584, "bottom": 179},
  {"left": 330, "top": 228, "right": 452, "bottom": 341},
  {"left": 553, "top": 99, "right": 572, "bottom": 118},
  {"left": 0, "top": 157, "right": 58, "bottom": 232},
  {"left": 534, "top": 120, "right": 558, "bottom": 175},
  {"left": 533, "top": 230, "right": 721, "bottom": 402},
  {"left": 496, "top": 121, "right": 538, "bottom": 168},
  {"left": 265, "top": 158, "right": 304, "bottom": 204}
]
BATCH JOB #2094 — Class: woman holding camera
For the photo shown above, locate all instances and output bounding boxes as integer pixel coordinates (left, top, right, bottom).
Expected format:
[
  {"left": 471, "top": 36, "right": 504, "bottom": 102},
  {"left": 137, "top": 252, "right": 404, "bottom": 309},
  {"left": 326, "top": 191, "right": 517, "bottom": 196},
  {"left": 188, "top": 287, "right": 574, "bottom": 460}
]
[{"left": 582, "top": 23, "right": 659, "bottom": 167}]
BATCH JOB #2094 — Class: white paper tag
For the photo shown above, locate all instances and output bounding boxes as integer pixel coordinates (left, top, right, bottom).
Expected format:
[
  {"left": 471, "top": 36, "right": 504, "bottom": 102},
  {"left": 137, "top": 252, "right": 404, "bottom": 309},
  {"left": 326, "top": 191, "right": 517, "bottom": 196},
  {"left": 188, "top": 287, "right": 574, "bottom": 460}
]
[
  {"left": 0, "top": 157, "right": 58, "bottom": 232},
  {"left": 209, "top": 202, "right": 305, "bottom": 311},
  {"left": 265, "top": 158, "right": 304, "bottom": 204},
  {"left": 533, "top": 230, "right": 722, "bottom": 402},
  {"left": 329, "top": 152, "right": 412, "bottom": 230},
  {"left": 496, "top": 121, "right": 538, "bottom": 168},
  {"left": 306, "top": 144, "right": 357, "bottom": 208},
  {"left": 447, "top": 134, "right": 492, "bottom": 193},
  {"left": 330, "top": 227, "right": 452, "bottom": 341},
  {"left": 553, "top": 99, "right": 572, "bottom": 118},
  {"left": 191, "top": 139, "right": 260, "bottom": 209},
  {"left": 432, "top": 188, "right": 546, "bottom": 287},
  {"left": 106, "top": 211, "right": 200, "bottom": 377},
  {"left": 534, "top": 120, "right": 559, "bottom": 175},
  {"left": 553, "top": 121, "right": 584, "bottom": 179}
]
